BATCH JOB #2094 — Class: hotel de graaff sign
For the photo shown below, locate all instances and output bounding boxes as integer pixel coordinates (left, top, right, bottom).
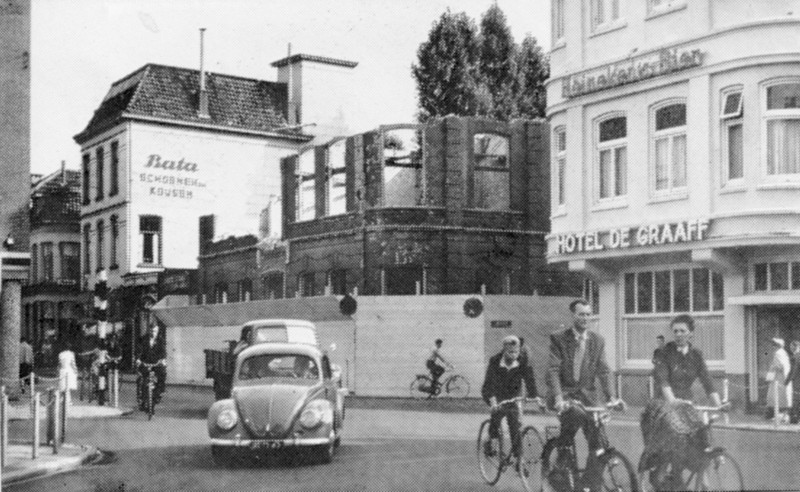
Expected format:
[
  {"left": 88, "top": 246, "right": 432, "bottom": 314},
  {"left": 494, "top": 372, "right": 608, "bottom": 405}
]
[
  {"left": 552, "top": 219, "right": 710, "bottom": 256},
  {"left": 562, "top": 48, "right": 703, "bottom": 99}
]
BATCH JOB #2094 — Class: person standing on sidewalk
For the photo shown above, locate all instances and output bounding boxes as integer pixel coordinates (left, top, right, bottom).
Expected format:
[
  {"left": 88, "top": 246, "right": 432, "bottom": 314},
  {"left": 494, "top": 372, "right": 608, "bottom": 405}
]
[
  {"left": 785, "top": 340, "right": 800, "bottom": 424},
  {"left": 58, "top": 343, "right": 78, "bottom": 406},
  {"left": 18, "top": 338, "right": 33, "bottom": 393},
  {"left": 765, "top": 337, "right": 792, "bottom": 421}
]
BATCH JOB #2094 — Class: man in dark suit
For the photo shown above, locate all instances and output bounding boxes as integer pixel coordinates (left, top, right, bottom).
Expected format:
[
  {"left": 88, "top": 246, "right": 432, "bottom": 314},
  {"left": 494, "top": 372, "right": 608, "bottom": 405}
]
[{"left": 547, "top": 299, "right": 621, "bottom": 485}]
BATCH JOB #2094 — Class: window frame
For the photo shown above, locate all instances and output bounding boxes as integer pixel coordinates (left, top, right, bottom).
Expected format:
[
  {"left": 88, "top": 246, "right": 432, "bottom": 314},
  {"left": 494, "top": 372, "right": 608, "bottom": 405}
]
[
  {"left": 552, "top": 0, "right": 566, "bottom": 47},
  {"left": 594, "top": 113, "right": 628, "bottom": 206},
  {"left": 95, "top": 146, "right": 104, "bottom": 201},
  {"left": 83, "top": 223, "right": 91, "bottom": 275},
  {"left": 96, "top": 219, "right": 104, "bottom": 272},
  {"left": 752, "top": 259, "right": 800, "bottom": 293},
  {"left": 30, "top": 243, "right": 38, "bottom": 282},
  {"left": 109, "top": 214, "right": 119, "bottom": 269},
  {"left": 381, "top": 125, "right": 424, "bottom": 208},
  {"left": 139, "top": 215, "right": 162, "bottom": 266},
  {"left": 109, "top": 140, "right": 119, "bottom": 197},
  {"left": 761, "top": 78, "right": 800, "bottom": 182},
  {"left": 295, "top": 149, "right": 316, "bottom": 222},
  {"left": 553, "top": 126, "right": 567, "bottom": 212},
  {"left": 41, "top": 242, "right": 54, "bottom": 282},
  {"left": 326, "top": 139, "right": 347, "bottom": 216},
  {"left": 647, "top": 0, "right": 687, "bottom": 18},
  {"left": 472, "top": 132, "right": 511, "bottom": 210},
  {"left": 650, "top": 99, "right": 688, "bottom": 198},
  {"left": 82, "top": 153, "right": 90, "bottom": 206},
  {"left": 590, "top": 0, "right": 624, "bottom": 35}
]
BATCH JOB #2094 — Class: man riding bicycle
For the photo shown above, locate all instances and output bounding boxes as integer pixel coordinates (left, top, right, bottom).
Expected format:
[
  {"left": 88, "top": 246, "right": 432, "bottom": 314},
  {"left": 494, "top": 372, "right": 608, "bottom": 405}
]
[
  {"left": 136, "top": 322, "right": 167, "bottom": 410},
  {"left": 547, "top": 299, "right": 623, "bottom": 488},
  {"left": 481, "top": 335, "right": 540, "bottom": 461},
  {"left": 426, "top": 339, "right": 453, "bottom": 396}
]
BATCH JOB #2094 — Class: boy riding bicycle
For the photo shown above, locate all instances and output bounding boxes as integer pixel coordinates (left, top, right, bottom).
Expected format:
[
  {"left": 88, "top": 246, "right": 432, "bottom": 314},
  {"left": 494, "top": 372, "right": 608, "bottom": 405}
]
[
  {"left": 481, "top": 335, "right": 540, "bottom": 460},
  {"left": 426, "top": 339, "right": 453, "bottom": 395}
]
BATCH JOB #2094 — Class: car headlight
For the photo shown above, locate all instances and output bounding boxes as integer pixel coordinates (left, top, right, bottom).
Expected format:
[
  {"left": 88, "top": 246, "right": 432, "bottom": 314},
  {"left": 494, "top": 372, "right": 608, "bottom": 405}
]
[
  {"left": 216, "top": 408, "right": 238, "bottom": 431},
  {"left": 299, "top": 400, "right": 333, "bottom": 429}
]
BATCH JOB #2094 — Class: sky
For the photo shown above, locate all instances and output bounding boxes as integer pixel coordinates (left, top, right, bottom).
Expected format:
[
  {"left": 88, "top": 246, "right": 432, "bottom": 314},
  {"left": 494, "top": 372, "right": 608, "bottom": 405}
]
[{"left": 30, "top": 0, "right": 551, "bottom": 175}]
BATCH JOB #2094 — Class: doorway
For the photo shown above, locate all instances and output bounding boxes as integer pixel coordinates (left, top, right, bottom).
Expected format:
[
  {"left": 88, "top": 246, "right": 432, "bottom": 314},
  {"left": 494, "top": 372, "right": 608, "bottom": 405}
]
[{"left": 755, "top": 306, "right": 800, "bottom": 404}]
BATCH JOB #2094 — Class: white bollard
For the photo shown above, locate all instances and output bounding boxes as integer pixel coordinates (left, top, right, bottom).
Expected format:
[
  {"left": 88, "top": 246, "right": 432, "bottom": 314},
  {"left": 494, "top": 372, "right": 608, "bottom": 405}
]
[
  {"left": 32, "top": 392, "right": 40, "bottom": 459},
  {"left": 615, "top": 373, "right": 622, "bottom": 400},
  {"left": 774, "top": 379, "right": 782, "bottom": 427},
  {"left": 0, "top": 386, "right": 7, "bottom": 469},
  {"left": 113, "top": 369, "right": 119, "bottom": 409},
  {"left": 723, "top": 378, "right": 730, "bottom": 425},
  {"left": 52, "top": 390, "right": 61, "bottom": 454}
]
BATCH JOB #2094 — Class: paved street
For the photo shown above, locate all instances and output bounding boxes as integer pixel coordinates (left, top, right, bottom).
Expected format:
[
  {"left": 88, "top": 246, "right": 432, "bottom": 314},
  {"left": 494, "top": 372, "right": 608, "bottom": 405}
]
[{"left": 6, "top": 385, "right": 800, "bottom": 491}]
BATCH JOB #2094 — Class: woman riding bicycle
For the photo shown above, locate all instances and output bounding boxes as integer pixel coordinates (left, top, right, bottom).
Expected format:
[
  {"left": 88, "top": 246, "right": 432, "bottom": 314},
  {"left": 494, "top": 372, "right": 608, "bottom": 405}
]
[{"left": 640, "top": 314, "right": 723, "bottom": 487}]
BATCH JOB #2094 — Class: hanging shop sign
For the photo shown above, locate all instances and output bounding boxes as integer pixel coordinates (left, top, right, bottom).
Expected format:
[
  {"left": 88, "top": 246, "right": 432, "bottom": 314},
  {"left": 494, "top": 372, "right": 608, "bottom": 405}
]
[
  {"left": 553, "top": 218, "right": 709, "bottom": 255},
  {"left": 562, "top": 48, "right": 703, "bottom": 99}
]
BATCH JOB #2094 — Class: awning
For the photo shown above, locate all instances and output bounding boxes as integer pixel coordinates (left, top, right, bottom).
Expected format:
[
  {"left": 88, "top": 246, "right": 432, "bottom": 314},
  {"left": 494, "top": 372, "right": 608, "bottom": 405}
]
[{"left": 727, "top": 294, "right": 800, "bottom": 306}]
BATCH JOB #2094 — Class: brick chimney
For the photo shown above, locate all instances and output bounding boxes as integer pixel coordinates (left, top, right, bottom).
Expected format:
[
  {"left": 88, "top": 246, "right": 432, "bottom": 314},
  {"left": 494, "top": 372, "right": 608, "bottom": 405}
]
[{"left": 198, "top": 28, "right": 210, "bottom": 119}]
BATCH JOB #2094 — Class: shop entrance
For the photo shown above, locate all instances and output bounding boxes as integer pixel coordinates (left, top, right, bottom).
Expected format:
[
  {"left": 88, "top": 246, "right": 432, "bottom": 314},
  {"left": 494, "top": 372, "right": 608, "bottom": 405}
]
[{"left": 755, "top": 306, "right": 800, "bottom": 404}]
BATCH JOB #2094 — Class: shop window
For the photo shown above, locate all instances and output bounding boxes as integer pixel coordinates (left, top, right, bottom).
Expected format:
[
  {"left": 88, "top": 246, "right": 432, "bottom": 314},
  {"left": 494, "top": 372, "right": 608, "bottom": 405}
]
[
  {"left": 652, "top": 101, "right": 687, "bottom": 194},
  {"left": 328, "top": 269, "right": 347, "bottom": 296},
  {"left": 596, "top": 115, "right": 627, "bottom": 200},
  {"left": 262, "top": 272, "right": 284, "bottom": 300},
  {"left": 60, "top": 242, "right": 80, "bottom": 285},
  {"left": 82, "top": 153, "right": 90, "bottom": 205},
  {"left": 385, "top": 265, "right": 423, "bottom": 295},
  {"left": 625, "top": 268, "right": 723, "bottom": 314},
  {"left": 237, "top": 279, "right": 253, "bottom": 302},
  {"left": 41, "top": 242, "right": 54, "bottom": 282},
  {"left": 590, "top": 0, "right": 621, "bottom": 32},
  {"left": 327, "top": 139, "right": 347, "bottom": 216},
  {"left": 553, "top": 127, "right": 567, "bottom": 208},
  {"left": 96, "top": 219, "right": 104, "bottom": 271},
  {"left": 473, "top": 133, "right": 510, "bottom": 210},
  {"left": 582, "top": 278, "right": 600, "bottom": 315},
  {"left": 109, "top": 140, "right": 119, "bottom": 196},
  {"left": 215, "top": 283, "right": 228, "bottom": 304},
  {"left": 383, "top": 128, "right": 423, "bottom": 207},
  {"left": 764, "top": 81, "right": 800, "bottom": 176},
  {"left": 299, "top": 272, "right": 315, "bottom": 298},
  {"left": 753, "top": 261, "right": 800, "bottom": 292},
  {"left": 110, "top": 215, "right": 119, "bottom": 269},
  {"left": 83, "top": 223, "right": 91, "bottom": 274},
  {"left": 30, "top": 244, "right": 38, "bottom": 282},
  {"left": 95, "top": 146, "right": 104, "bottom": 201},
  {"left": 552, "top": 0, "right": 565, "bottom": 45},
  {"left": 139, "top": 215, "right": 162, "bottom": 265},
  {"left": 296, "top": 150, "right": 316, "bottom": 221}
]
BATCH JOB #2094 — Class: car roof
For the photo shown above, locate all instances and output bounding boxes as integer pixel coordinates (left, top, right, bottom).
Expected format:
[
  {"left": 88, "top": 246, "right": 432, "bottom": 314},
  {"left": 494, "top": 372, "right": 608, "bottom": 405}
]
[
  {"left": 238, "top": 342, "right": 322, "bottom": 359},
  {"left": 242, "top": 319, "right": 315, "bottom": 328}
]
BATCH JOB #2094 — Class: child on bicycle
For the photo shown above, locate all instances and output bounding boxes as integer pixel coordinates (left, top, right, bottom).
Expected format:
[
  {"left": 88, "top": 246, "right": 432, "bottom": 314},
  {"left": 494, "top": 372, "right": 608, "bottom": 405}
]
[
  {"left": 481, "top": 335, "right": 540, "bottom": 460},
  {"left": 426, "top": 339, "right": 453, "bottom": 396}
]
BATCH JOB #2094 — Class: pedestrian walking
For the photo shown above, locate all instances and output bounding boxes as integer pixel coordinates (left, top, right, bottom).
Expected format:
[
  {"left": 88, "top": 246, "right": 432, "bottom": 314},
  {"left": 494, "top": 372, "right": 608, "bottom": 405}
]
[
  {"left": 58, "top": 342, "right": 79, "bottom": 406},
  {"left": 765, "top": 337, "right": 792, "bottom": 421}
]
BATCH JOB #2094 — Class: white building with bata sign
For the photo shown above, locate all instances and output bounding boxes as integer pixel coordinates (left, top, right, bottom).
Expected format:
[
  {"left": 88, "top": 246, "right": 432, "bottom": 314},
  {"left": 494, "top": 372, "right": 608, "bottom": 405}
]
[
  {"left": 547, "top": 0, "right": 800, "bottom": 408},
  {"left": 74, "top": 54, "right": 357, "bottom": 344}
]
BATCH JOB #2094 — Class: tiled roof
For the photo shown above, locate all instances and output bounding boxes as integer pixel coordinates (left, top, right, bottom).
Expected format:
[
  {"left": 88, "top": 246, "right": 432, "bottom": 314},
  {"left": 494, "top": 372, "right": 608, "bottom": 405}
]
[
  {"left": 271, "top": 53, "right": 358, "bottom": 69},
  {"left": 76, "top": 64, "right": 309, "bottom": 143}
]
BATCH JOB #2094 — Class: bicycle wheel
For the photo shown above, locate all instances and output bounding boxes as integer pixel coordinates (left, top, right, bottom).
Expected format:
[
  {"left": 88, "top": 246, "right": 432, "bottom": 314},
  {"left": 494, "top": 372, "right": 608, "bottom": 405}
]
[
  {"left": 518, "top": 426, "right": 544, "bottom": 492},
  {"left": 693, "top": 450, "right": 743, "bottom": 492},
  {"left": 542, "top": 437, "right": 578, "bottom": 492},
  {"left": 598, "top": 448, "right": 638, "bottom": 492},
  {"left": 445, "top": 375, "right": 470, "bottom": 398},
  {"left": 147, "top": 382, "right": 155, "bottom": 420},
  {"left": 477, "top": 419, "right": 505, "bottom": 485},
  {"left": 410, "top": 375, "right": 432, "bottom": 399}
]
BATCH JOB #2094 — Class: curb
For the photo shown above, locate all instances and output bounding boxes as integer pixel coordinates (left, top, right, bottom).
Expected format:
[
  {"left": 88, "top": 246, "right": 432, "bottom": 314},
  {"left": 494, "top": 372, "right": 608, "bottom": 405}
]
[{"left": 3, "top": 444, "right": 99, "bottom": 486}]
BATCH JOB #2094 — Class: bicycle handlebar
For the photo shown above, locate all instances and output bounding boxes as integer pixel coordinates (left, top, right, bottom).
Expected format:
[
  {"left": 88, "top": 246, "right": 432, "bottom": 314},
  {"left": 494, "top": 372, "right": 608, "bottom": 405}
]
[
  {"left": 694, "top": 401, "right": 732, "bottom": 413},
  {"left": 493, "top": 396, "right": 546, "bottom": 411},
  {"left": 563, "top": 399, "right": 627, "bottom": 413}
]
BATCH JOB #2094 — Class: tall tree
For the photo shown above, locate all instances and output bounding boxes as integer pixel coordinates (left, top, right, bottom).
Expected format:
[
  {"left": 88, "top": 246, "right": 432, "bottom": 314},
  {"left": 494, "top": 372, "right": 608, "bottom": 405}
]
[
  {"left": 514, "top": 34, "right": 549, "bottom": 119},
  {"left": 476, "top": 3, "right": 517, "bottom": 120},
  {"left": 411, "top": 10, "right": 480, "bottom": 122}
]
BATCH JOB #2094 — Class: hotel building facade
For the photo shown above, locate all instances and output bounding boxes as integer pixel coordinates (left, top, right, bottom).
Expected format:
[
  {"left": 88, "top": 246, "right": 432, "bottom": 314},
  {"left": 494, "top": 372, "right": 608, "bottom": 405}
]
[{"left": 547, "top": 0, "right": 800, "bottom": 407}]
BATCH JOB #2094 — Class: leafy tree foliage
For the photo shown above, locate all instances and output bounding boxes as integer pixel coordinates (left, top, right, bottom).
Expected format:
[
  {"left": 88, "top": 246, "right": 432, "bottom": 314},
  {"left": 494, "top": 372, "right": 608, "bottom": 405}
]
[
  {"left": 412, "top": 5, "right": 549, "bottom": 122},
  {"left": 411, "top": 10, "right": 480, "bottom": 123}
]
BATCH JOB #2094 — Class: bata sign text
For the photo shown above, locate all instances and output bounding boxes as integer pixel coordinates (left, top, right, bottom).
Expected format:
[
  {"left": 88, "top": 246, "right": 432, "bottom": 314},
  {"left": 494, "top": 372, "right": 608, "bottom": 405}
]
[
  {"left": 553, "top": 219, "right": 709, "bottom": 255},
  {"left": 562, "top": 48, "right": 702, "bottom": 99}
]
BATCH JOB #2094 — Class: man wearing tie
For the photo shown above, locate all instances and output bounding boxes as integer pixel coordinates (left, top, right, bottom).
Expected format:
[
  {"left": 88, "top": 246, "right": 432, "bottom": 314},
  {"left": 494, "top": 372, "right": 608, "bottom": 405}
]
[{"left": 547, "top": 299, "right": 621, "bottom": 486}]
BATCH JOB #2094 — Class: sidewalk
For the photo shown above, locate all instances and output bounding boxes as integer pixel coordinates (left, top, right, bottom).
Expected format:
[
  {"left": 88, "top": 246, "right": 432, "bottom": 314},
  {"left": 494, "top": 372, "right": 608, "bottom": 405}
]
[{"left": 2, "top": 443, "right": 98, "bottom": 486}]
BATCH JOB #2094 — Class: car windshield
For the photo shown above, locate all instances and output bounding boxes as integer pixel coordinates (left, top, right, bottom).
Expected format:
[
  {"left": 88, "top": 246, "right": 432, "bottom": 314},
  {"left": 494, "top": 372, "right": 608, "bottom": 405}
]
[
  {"left": 251, "top": 325, "right": 316, "bottom": 345},
  {"left": 238, "top": 353, "right": 319, "bottom": 381}
]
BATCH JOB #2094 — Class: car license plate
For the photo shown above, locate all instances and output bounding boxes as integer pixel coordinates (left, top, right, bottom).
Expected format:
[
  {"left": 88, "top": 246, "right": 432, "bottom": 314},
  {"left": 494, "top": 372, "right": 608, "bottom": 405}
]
[{"left": 252, "top": 441, "right": 283, "bottom": 450}]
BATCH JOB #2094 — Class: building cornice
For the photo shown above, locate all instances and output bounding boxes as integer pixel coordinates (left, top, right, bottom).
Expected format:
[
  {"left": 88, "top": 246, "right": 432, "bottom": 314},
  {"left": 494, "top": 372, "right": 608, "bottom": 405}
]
[
  {"left": 288, "top": 224, "right": 547, "bottom": 244},
  {"left": 121, "top": 113, "right": 313, "bottom": 142}
]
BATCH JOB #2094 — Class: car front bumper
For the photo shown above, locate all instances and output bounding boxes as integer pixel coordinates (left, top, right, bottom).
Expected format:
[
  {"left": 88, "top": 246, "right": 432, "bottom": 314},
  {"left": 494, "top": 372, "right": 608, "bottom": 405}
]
[{"left": 210, "top": 435, "right": 332, "bottom": 449}]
